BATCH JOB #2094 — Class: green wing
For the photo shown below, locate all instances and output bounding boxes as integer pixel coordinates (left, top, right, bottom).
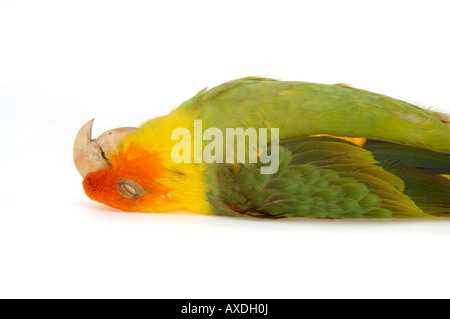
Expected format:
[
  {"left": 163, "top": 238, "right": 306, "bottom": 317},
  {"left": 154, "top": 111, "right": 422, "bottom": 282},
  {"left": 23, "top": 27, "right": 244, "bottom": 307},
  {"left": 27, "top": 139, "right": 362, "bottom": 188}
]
[
  {"left": 179, "top": 77, "right": 450, "bottom": 152},
  {"left": 363, "top": 140, "right": 450, "bottom": 216},
  {"left": 205, "top": 137, "right": 450, "bottom": 219}
]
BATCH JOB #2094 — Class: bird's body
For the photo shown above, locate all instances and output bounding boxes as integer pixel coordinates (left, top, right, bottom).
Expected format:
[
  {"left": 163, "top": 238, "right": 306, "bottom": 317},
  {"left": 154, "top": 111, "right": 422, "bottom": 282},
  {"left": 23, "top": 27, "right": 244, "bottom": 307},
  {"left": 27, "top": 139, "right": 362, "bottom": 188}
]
[{"left": 76, "top": 77, "right": 450, "bottom": 218}]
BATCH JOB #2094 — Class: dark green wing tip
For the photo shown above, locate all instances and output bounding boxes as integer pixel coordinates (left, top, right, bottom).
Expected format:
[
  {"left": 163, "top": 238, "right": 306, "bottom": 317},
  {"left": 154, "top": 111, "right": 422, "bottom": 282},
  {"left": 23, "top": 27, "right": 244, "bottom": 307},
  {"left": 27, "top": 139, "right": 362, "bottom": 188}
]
[{"left": 363, "top": 139, "right": 450, "bottom": 174}]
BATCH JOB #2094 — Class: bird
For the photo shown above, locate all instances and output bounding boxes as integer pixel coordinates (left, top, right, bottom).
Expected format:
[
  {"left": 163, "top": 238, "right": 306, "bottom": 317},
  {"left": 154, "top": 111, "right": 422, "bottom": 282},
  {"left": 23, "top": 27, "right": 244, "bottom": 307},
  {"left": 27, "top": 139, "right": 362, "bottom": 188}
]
[{"left": 74, "top": 77, "right": 450, "bottom": 218}]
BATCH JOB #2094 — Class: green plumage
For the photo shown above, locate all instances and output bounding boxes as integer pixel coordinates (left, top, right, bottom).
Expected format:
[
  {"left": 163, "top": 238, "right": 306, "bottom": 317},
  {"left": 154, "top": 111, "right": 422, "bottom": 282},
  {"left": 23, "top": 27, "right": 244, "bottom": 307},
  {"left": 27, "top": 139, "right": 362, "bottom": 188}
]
[
  {"left": 205, "top": 137, "right": 450, "bottom": 218},
  {"left": 180, "top": 77, "right": 450, "bottom": 218},
  {"left": 180, "top": 77, "right": 450, "bottom": 152}
]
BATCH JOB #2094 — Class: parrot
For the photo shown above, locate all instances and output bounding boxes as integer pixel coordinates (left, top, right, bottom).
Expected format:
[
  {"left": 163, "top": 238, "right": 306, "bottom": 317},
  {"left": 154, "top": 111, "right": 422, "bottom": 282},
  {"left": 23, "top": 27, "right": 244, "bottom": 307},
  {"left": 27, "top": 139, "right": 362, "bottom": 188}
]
[{"left": 73, "top": 77, "right": 450, "bottom": 219}]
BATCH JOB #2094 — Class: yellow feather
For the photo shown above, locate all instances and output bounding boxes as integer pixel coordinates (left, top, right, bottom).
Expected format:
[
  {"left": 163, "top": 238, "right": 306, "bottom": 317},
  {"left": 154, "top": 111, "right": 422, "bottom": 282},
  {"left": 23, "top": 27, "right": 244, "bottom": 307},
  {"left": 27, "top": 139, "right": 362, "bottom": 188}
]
[
  {"left": 312, "top": 134, "right": 367, "bottom": 146},
  {"left": 119, "top": 108, "right": 213, "bottom": 214}
]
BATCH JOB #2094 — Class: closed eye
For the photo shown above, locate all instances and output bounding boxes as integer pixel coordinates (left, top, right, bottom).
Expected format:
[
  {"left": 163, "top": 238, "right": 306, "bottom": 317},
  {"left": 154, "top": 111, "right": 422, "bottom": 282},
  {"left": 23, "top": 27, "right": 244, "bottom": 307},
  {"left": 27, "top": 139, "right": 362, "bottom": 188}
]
[{"left": 117, "top": 178, "right": 148, "bottom": 200}]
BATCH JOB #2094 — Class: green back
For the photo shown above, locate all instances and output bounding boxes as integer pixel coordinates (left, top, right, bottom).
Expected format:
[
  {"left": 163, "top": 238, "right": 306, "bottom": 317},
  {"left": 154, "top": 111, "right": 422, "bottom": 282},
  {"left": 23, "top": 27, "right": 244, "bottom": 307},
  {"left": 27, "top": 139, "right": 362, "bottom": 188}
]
[{"left": 179, "top": 77, "right": 450, "bottom": 152}]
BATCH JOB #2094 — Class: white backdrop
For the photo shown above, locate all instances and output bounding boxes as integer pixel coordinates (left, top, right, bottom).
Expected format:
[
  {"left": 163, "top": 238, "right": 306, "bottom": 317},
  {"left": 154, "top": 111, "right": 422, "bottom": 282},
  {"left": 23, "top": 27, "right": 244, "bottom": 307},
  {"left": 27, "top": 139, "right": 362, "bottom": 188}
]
[{"left": 1, "top": 0, "right": 450, "bottom": 299}]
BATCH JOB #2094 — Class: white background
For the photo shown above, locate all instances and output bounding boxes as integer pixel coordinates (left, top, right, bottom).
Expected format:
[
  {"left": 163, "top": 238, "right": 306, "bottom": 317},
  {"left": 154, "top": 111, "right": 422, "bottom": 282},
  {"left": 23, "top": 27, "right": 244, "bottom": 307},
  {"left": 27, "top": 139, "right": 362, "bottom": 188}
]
[{"left": 1, "top": 0, "right": 450, "bottom": 299}]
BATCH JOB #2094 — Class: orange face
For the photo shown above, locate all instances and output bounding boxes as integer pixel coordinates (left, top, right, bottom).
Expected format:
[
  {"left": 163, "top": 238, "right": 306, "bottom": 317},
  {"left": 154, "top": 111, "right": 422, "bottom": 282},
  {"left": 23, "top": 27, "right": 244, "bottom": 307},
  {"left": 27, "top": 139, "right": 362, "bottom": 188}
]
[{"left": 82, "top": 143, "right": 172, "bottom": 211}]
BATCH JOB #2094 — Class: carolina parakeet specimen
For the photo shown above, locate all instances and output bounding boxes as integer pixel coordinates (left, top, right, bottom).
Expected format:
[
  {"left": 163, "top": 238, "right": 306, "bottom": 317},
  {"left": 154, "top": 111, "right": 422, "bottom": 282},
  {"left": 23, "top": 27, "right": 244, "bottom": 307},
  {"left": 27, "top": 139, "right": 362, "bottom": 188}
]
[{"left": 74, "top": 77, "right": 450, "bottom": 218}]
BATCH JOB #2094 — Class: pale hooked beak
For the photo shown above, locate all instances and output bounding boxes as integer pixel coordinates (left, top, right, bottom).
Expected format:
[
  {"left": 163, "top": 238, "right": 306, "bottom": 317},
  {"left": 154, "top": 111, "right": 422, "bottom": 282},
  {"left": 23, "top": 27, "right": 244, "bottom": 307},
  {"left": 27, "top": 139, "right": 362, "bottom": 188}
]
[{"left": 73, "top": 119, "right": 137, "bottom": 178}]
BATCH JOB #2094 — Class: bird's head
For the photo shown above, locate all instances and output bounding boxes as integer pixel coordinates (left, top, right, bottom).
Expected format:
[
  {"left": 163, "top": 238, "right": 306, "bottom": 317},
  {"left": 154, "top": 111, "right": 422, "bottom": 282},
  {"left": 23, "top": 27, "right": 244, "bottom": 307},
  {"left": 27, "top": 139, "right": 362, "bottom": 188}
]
[{"left": 73, "top": 119, "right": 180, "bottom": 212}]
